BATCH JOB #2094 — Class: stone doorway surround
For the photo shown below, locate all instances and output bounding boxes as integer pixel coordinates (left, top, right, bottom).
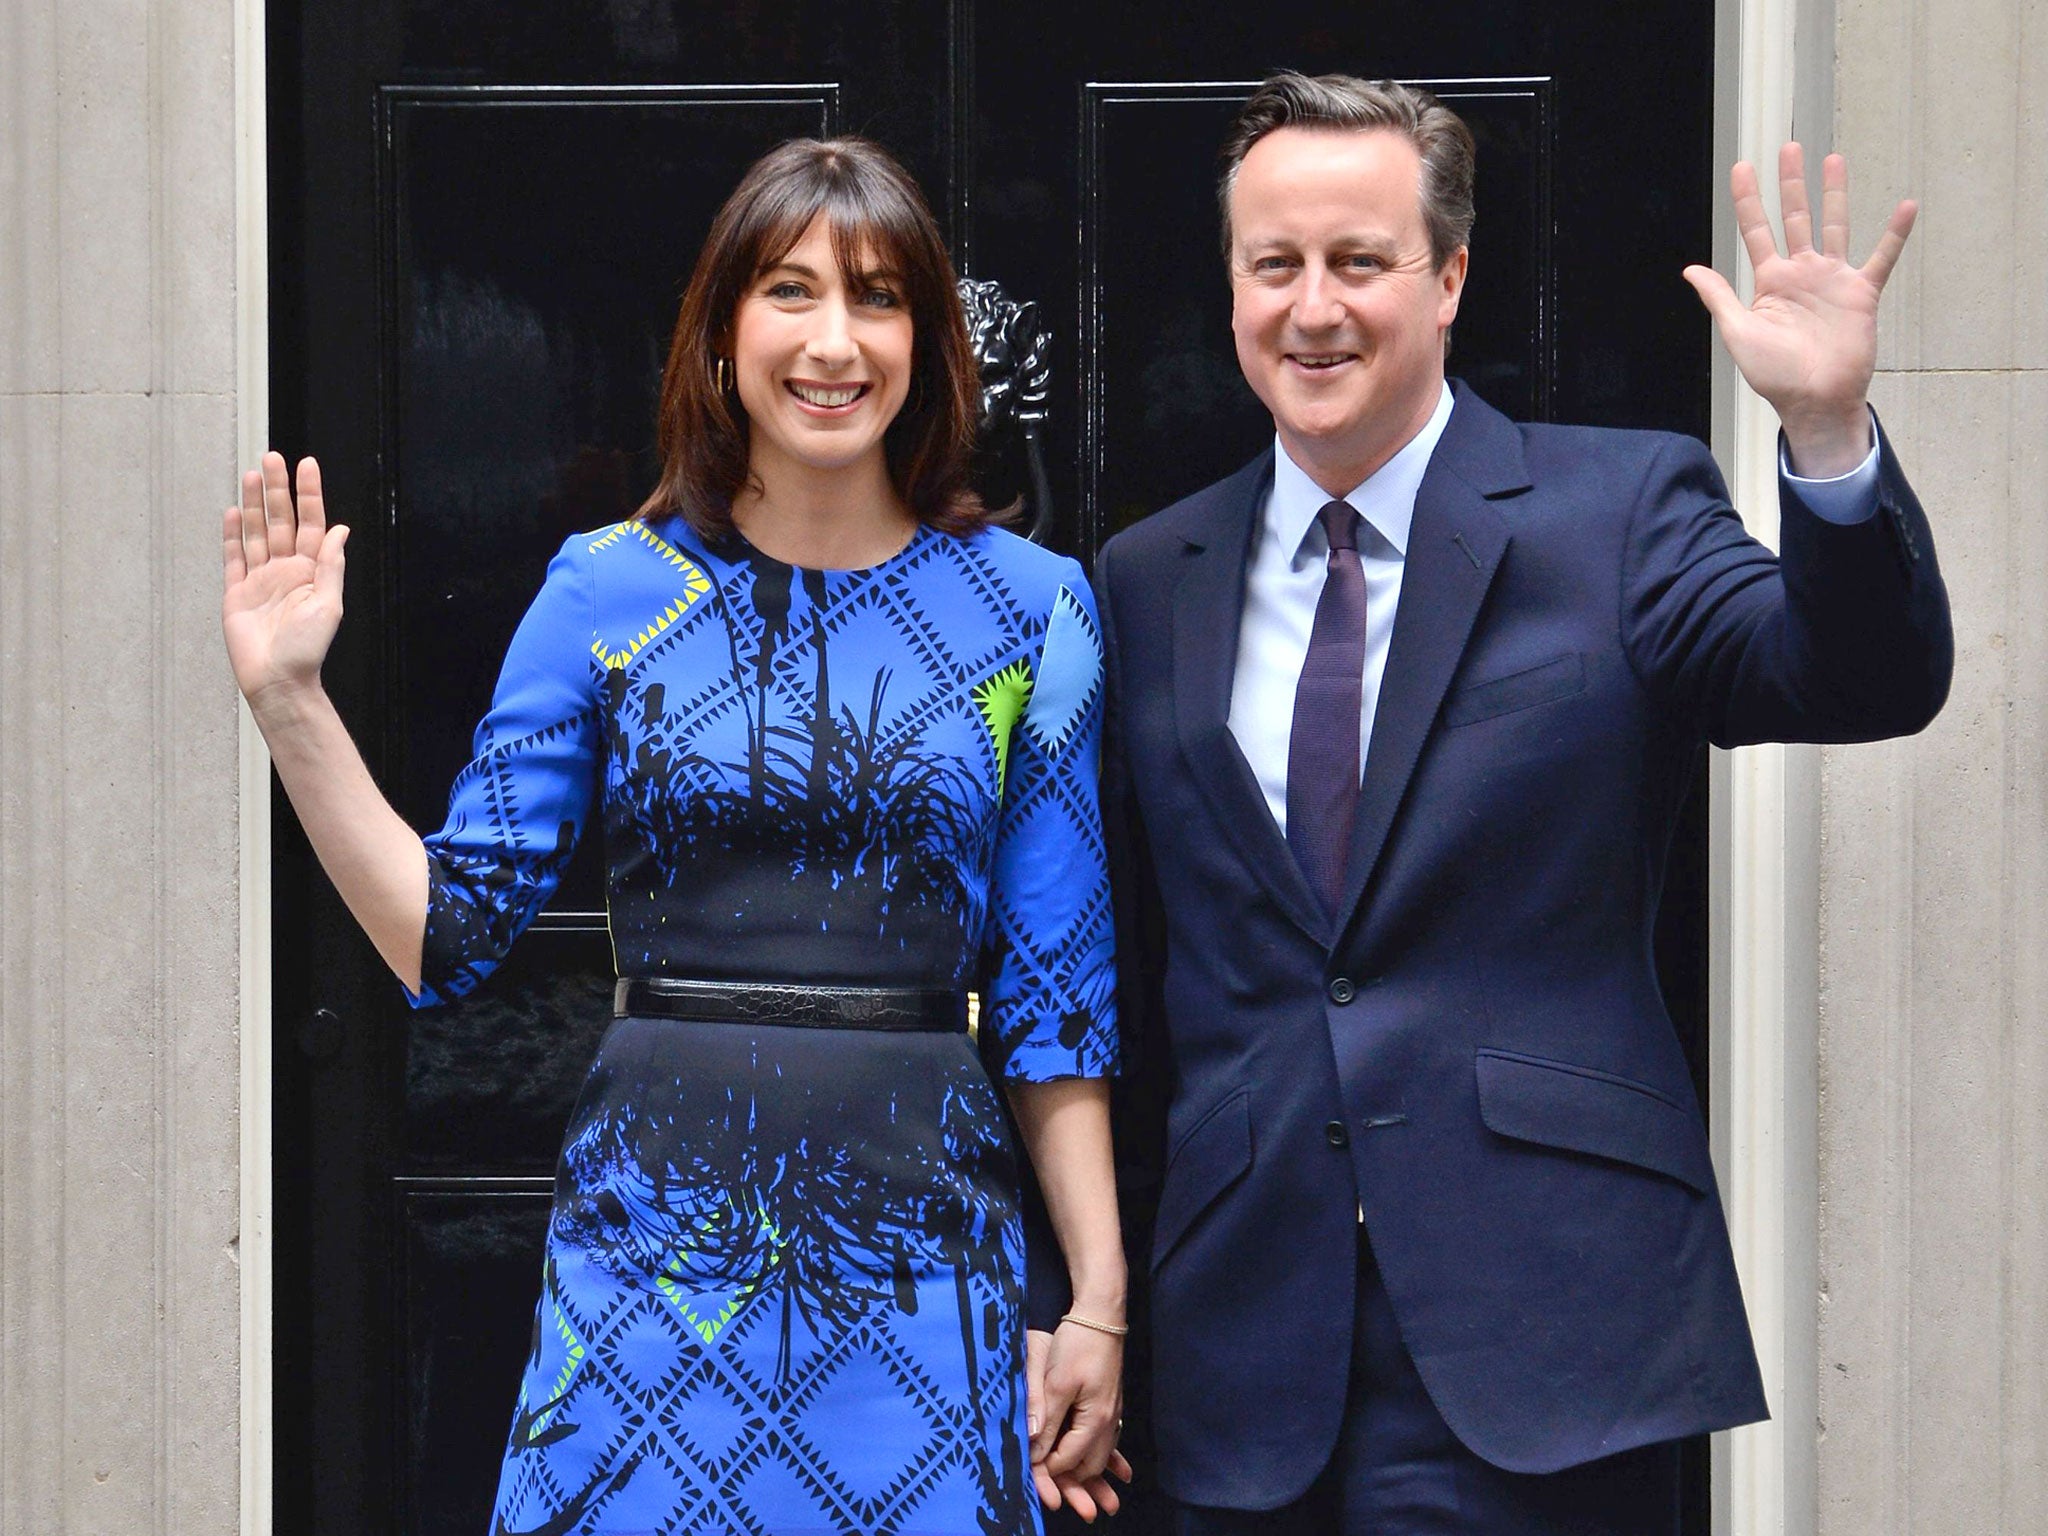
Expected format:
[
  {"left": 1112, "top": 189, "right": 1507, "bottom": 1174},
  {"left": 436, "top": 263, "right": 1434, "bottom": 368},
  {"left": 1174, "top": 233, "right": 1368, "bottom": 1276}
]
[{"left": 0, "top": 0, "right": 2039, "bottom": 1533}]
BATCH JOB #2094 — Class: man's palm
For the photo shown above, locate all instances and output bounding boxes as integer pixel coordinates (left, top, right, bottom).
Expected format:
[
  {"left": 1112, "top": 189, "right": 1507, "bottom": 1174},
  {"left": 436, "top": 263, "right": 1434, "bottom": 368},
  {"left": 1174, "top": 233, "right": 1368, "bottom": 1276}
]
[{"left": 1683, "top": 144, "right": 1916, "bottom": 431}]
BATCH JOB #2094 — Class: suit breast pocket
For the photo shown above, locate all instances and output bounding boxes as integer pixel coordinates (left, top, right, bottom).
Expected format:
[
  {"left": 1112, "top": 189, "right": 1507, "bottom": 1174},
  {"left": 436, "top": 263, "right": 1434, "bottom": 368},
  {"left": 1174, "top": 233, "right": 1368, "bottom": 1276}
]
[{"left": 1441, "top": 652, "right": 1586, "bottom": 729}]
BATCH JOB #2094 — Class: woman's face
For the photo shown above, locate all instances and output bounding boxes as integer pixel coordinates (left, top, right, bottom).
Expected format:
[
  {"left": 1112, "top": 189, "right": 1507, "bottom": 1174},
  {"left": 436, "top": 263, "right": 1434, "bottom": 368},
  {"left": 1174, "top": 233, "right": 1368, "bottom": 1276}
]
[{"left": 730, "top": 214, "right": 915, "bottom": 481}]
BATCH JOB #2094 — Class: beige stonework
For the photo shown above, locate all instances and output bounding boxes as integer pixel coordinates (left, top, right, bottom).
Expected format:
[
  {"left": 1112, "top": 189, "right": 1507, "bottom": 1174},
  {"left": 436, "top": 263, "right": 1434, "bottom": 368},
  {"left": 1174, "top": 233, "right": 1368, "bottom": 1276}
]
[
  {"left": 0, "top": 0, "right": 244, "bottom": 1531},
  {"left": 1819, "top": 2, "right": 2048, "bottom": 1529}
]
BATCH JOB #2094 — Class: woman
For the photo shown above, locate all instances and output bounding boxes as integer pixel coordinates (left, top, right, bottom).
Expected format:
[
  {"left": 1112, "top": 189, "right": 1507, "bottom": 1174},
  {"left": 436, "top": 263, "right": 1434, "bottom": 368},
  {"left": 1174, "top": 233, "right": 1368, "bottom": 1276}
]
[{"left": 222, "top": 136, "right": 1126, "bottom": 1534}]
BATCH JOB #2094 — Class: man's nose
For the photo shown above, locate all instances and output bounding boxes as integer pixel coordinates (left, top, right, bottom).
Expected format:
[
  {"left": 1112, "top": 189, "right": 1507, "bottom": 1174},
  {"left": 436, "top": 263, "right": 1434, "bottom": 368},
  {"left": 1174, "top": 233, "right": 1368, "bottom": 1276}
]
[
  {"left": 805, "top": 300, "right": 859, "bottom": 367},
  {"left": 1291, "top": 264, "right": 1345, "bottom": 330}
]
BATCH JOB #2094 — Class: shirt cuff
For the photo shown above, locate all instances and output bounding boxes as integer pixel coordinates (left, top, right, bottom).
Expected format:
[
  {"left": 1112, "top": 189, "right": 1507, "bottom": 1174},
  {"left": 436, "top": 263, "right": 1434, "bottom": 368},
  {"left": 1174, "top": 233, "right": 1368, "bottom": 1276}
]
[{"left": 1779, "top": 411, "right": 1882, "bottom": 525}]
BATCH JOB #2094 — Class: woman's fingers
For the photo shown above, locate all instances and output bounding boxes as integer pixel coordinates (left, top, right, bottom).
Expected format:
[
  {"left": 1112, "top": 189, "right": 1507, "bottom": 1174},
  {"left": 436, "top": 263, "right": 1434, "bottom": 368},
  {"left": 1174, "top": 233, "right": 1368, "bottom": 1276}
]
[
  {"left": 241, "top": 468, "right": 269, "bottom": 569},
  {"left": 1025, "top": 1329, "right": 1050, "bottom": 1439},
  {"left": 1031, "top": 1367, "right": 1078, "bottom": 1464},
  {"left": 222, "top": 507, "right": 248, "bottom": 589},
  {"left": 262, "top": 451, "right": 296, "bottom": 561},
  {"left": 294, "top": 456, "right": 328, "bottom": 558},
  {"left": 314, "top": 524, "right": 349, "bottom": 608}
]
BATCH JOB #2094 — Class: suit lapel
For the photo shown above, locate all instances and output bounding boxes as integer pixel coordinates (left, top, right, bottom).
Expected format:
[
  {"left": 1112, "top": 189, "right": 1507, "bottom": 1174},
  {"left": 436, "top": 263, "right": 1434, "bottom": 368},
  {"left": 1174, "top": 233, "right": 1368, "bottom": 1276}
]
[
  {"left": 1171, "top": 452, "right": 1328, "bottom": 943},
  {"left": 1335, "top": 389, "right": 1529, "bottom": 934}
]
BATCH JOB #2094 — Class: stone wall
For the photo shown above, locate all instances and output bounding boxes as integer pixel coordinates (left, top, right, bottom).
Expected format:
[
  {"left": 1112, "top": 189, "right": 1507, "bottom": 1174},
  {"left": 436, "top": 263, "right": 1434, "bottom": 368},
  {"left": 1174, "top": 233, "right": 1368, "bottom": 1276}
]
[
  {"left": 0, "top": 0, "right": 245, "bottom": 1530},
  {"left": 1818, "top": 0, "right": 2048, "bottom": 1530}
]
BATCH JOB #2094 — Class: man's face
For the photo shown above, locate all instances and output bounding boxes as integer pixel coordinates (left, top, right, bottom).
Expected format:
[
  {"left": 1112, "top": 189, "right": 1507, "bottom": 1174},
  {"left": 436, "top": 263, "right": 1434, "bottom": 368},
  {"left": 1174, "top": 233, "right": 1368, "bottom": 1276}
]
[{"left": 1228, "top": 126, "right": 1468, "bottom": 491}]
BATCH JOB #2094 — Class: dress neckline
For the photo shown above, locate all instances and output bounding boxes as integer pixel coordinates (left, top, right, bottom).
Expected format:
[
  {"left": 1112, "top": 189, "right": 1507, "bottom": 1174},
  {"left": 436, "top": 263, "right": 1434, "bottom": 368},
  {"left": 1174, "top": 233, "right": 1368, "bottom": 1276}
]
[{"left": 724, "top": 518, "right": 931, "bottom": 578}]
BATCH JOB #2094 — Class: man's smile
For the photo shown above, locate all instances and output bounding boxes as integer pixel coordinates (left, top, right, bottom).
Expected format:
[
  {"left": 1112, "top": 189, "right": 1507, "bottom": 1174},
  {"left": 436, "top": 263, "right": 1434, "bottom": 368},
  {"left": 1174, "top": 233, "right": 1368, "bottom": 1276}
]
[{"left": 1285, "top": 351, "right": 1360, "bottom": 372}]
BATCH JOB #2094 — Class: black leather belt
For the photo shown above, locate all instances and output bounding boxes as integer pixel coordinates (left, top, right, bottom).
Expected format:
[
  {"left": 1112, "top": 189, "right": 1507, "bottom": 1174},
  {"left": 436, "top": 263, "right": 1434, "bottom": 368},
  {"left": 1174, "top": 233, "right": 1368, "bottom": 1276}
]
[{"left": 613, "top": 976, "right": 968, "bottom": 1033}]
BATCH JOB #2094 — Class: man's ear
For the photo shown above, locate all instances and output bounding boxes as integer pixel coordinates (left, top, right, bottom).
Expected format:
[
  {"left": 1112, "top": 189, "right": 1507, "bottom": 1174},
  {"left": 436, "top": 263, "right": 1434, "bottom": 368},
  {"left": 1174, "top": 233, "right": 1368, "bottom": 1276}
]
[{"left": 1437, "top": 246, "right": 1470, "bottom": 330}]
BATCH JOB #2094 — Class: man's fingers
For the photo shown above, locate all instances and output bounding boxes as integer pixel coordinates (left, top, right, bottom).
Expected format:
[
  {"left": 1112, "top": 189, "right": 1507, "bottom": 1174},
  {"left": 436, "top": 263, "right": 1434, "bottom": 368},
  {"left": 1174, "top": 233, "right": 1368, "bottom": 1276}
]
[
  {"left": 1819, "top": 152, "right": 1851, "bottom": 260},
  {"left": 223, "top": 507, "right": 248, "bottom": 589},
  {"left": 1031, "top": 1462, "right": 1061, "bottom": 1512},
  {"left": 294, "top": 456, "right": 327, "bottom": 558},
  {"left": 1085, "top": 1473, "right": 1121, "bottom": 1518},
  {"left": 1861, "top": 198, "right": 1918, "bottom": 290},
  {"left": 1730, "top": 161, "right": 1780, "bottom": 272},
  {"left": 1778, "top": 142, "right": 1814, "bottom": 255},
  {"left": 1062, "top": 1482, "right": 1099, "bottom": 1523},
  {"left": 262, "top": 451, "right": 296, "bottom": 560},
  {"left": 1681, "top": 265, "right": 1745, "bottom": 333}
]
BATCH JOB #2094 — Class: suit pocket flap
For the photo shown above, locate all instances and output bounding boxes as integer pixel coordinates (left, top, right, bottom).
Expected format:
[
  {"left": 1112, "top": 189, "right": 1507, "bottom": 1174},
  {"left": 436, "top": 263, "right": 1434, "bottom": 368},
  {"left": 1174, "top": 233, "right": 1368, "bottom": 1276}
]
[
  {"left": 1442, "top": 652, "right": 1585, "bottom": 728},
  {"left": 1475, "top": 1050, "right": 1712, "bottom": 1194},
  {"left": 1150, "top": 1088, "right": 1252, "bottom": 1269}
]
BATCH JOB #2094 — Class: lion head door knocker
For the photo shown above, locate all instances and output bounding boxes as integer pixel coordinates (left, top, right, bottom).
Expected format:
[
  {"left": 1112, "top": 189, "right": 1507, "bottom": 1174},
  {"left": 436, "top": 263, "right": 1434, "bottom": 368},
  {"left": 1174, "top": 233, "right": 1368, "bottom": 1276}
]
[{"left": 956, "top": 276, "right": 1055, "bottom": 544}]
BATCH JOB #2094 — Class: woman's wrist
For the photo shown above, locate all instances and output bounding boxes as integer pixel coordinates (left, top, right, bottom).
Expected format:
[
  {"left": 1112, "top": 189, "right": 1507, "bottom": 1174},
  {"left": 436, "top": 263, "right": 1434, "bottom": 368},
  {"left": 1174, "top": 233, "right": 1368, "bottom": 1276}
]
[
  {"left": 1065, "top": 1271, "right": 1128, "bottom": 1324},
  {"left": 248, "top": 675, "right": 331, "bottom": 734}
]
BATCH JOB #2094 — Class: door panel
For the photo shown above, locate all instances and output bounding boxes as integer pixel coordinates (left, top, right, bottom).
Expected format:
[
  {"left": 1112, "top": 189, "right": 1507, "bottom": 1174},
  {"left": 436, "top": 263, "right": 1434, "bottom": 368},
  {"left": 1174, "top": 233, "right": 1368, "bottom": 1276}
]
[
  {"left": 270, "top": 3, "right": 1714, "bottom": 1529},
  {"left": 1078, "top": 80, "right": 1551, "bottom": 538}
]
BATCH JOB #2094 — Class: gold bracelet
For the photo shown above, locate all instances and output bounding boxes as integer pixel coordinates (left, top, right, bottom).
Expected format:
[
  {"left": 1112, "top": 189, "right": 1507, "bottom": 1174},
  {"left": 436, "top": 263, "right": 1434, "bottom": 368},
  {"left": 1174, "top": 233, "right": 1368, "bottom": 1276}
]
[{"left": 1059, "top": 1311, "right": 1129, "bottom": 1337}]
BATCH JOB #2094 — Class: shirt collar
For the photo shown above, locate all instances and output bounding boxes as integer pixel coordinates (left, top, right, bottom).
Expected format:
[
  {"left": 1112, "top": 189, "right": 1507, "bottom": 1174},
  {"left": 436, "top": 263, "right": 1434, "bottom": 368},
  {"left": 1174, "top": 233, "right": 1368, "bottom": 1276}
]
[{"left": 1267, "top": 381, "right": 1455, "bottom": 562}]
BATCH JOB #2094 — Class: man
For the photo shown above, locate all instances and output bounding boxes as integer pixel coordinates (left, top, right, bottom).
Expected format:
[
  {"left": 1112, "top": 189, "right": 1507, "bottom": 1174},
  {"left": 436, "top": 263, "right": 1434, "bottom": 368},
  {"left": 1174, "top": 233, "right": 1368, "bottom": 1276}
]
[{"left": 1094, "top": 74, "right": 1951, "bottom": 1533}]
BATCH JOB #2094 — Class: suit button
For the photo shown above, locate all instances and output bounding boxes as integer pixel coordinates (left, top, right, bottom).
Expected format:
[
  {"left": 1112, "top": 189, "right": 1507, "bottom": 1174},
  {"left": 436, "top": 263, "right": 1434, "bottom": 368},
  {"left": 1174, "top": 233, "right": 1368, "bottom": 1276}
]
[
  {"left": 1324, "top": 1120, "right": 1349, "bottom": 1148},
  {"left": 1328, "top": 977, "right": 1356, "bottom": 1005}
]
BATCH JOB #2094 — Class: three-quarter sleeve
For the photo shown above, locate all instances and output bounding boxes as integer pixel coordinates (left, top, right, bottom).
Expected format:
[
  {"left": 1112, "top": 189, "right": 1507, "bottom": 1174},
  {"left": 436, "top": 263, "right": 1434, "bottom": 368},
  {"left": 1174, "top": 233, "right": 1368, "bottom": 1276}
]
[
  {"left": 413, "top": 534, "right": 604, "bottom": 1007},
  {"left": 979, "top": 564, "right": 1119, "bottom": 1080}
]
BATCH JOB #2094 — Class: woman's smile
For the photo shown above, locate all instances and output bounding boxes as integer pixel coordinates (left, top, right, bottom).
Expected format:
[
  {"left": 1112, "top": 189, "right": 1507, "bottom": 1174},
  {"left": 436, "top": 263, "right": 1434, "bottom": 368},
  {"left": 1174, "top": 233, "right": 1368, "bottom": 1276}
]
[{"left": 785, "top": 378, "right": 873, "bottom": 412}]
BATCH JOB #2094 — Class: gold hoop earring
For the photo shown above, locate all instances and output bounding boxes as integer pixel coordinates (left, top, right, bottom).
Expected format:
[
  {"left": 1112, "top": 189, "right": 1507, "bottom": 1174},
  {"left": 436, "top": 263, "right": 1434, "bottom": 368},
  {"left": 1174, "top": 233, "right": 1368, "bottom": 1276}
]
[{"left": 714, "top": 356, "right": 735, "bottom": 394}]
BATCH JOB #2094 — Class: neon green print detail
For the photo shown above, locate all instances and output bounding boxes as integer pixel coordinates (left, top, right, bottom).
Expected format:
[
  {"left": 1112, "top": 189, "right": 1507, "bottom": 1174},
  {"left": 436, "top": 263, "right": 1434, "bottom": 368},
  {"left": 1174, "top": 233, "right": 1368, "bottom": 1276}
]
[
  {"left": 588, "top": 521, "right": 715, "bottom": 671},
  {"left": 522, "top": 1293, "right": 587, "bottom": 1442},
  {"left": 654, "top": 1215, "right": 787, "bottom": 1344},
  {"left": 972, "top": 660, "right": 1035, "bottom": 798}
]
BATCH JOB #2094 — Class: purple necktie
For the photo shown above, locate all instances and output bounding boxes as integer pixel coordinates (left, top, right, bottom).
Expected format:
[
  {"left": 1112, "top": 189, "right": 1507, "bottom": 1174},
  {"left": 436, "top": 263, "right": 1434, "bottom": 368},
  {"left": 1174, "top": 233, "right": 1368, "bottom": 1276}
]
[{"left": 1287, "top": 500, "right": 1366, "bottom": 914}]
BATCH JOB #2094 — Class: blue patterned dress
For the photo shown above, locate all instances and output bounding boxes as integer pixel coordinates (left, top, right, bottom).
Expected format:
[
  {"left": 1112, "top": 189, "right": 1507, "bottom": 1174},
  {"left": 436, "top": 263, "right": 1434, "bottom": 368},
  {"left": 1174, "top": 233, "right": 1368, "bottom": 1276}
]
[{"left": 412, "top": 515, "right": 1117, "bottom": 1536}]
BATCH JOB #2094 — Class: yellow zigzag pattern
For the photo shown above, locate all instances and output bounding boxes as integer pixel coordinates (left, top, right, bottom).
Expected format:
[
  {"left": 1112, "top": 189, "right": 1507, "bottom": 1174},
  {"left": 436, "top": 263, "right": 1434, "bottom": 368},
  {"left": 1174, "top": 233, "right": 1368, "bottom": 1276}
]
[{"left": 587, "top": 521, "right": 714, "bottom": 671}]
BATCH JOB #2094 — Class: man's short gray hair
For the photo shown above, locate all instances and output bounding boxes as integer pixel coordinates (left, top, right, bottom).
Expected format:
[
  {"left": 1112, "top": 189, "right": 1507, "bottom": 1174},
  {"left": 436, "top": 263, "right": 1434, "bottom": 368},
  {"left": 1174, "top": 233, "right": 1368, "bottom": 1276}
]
[{"left": 1218, "top": 72, "right": 1476, "bottom": 269}]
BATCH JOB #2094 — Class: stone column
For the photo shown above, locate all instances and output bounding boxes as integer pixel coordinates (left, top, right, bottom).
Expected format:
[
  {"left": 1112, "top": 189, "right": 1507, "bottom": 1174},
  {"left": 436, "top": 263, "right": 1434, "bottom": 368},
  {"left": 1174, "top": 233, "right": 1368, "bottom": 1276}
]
[
  {"left": 1819, "top": 1, "right": 2048, "bottom": 1530},
  {"left": 0, "top": 0, "right": 246, "bottom": 1529}
]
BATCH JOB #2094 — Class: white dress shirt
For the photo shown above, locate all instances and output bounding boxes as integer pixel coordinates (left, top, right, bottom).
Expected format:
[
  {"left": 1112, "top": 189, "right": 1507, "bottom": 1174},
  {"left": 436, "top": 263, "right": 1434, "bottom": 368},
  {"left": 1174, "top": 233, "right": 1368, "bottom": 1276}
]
[{"left": 1227, "top": 385, "right": 1882, "bottom": 834}]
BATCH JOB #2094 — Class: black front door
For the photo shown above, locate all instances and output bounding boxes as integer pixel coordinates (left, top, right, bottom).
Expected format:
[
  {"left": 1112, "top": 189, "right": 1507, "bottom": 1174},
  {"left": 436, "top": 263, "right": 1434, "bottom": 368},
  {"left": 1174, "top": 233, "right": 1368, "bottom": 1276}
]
[{"left": 268, "top": 4, "right": 1715, "bottom": 1531}]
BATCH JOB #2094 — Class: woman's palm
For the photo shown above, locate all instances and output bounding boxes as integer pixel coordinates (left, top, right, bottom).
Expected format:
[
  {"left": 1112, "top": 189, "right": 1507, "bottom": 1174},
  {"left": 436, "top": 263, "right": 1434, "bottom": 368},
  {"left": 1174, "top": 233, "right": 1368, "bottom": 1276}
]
[{"left": 221, "top": 453, "right": 349, "bottom": 703}]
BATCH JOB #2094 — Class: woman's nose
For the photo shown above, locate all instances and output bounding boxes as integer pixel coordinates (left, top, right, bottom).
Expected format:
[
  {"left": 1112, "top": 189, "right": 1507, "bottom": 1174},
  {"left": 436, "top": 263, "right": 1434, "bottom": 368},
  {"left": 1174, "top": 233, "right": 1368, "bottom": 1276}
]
[{"left": 804, "top": 300, "right": 859, "bottom": 366}]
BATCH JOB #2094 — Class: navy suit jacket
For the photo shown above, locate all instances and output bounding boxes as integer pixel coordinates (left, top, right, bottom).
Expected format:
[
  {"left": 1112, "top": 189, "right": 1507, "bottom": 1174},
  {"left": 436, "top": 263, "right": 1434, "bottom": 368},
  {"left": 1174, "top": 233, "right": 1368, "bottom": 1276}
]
[{"left": 1095, "top": 384, "right": 1952, "bottom": 1508}]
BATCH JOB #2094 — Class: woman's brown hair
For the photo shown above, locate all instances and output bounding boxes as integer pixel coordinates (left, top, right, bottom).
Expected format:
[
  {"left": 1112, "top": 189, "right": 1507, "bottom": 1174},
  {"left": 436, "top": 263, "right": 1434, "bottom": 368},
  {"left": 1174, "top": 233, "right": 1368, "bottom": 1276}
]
[{"left": 637, "top": 136, "right": 988, "bottom": 537}]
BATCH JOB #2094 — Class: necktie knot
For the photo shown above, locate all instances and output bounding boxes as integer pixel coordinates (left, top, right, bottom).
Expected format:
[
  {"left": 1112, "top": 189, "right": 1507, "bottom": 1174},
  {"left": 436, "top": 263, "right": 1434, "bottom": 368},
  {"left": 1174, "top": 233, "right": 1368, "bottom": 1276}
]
[{"left": 1319, "top": 500, "right": 1360, "bottom": 555}]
